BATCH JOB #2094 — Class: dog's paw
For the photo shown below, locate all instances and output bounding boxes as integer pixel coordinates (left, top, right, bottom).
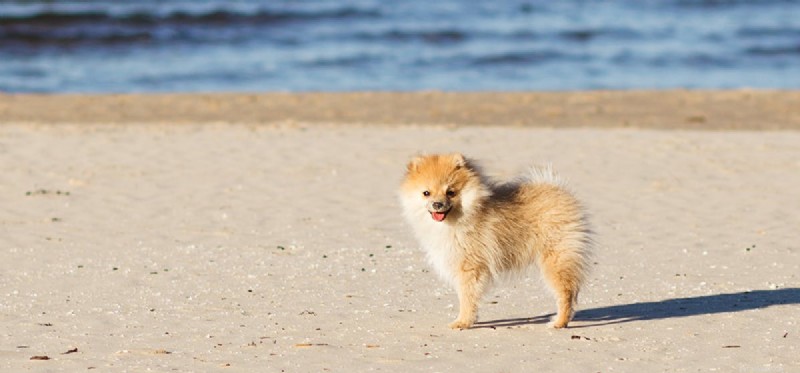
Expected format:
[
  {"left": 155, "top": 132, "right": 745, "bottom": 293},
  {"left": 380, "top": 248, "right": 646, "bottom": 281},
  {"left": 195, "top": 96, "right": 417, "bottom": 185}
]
[
  {"left": 547, "top": 320, "right": 569, "bottom": 329},
  {"left": 448, "top": 319, "right": 473, "bottom": 330}
]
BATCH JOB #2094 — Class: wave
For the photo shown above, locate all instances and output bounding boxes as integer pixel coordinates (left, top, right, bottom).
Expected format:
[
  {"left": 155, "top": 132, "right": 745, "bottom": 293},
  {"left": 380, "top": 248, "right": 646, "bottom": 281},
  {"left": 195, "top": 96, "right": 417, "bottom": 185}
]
[
  {"left": 349, "top": 26, "right": 646, "bottom": 45},
  {"left": 737, "top": 26, "right": 800, "bottom": 38},
  {"left": 669, "top": 0, "right": 798, "bottom": 9},
  {"left": 745, "top": 45, "right": 800, "bottom": 56},
  {"left": 470, "top": 50, "right": 583, "bottom": 66},
  {"left": 0, "top": 5, "right": 381, "bottom": 47},
  {"left": 300, "top": 54, "right": 383, "bottom": 68},
  {"left": 557, "top": 28, "right": 641, "bottom": 42},
  {"left": 0, "top": 6, "right": 381, "bottom": 27},
  {"left": 374, "top": 30, "right": 468, "bottom": 44},
  {"left": 0, "top": 29, "right": 156, "bottom": 47}
]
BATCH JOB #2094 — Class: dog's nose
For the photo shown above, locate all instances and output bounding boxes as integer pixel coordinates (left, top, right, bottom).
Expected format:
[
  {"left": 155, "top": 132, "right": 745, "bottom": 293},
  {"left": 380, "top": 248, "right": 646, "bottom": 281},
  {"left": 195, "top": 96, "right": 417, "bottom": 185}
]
[{"left": 432, "top": 202, "right": 444, "bottom": 209}]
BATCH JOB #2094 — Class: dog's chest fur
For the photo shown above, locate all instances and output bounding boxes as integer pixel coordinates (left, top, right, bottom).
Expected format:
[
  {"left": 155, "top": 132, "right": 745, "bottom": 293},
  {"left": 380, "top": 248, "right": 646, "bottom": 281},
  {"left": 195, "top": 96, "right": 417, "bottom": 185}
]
[{"left": 415, "top": 221, "right": 477, "bottom": 286}]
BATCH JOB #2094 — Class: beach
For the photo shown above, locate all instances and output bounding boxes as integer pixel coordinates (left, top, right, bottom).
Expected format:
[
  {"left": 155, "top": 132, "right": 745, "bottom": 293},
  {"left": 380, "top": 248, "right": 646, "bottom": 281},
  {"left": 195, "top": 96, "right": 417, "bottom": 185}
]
[
  {"left": 1, "top": 91, "right": 798, "bottom": 372},
  {"left": 3, "top": 91, "right": 800, "bottom": 129}
]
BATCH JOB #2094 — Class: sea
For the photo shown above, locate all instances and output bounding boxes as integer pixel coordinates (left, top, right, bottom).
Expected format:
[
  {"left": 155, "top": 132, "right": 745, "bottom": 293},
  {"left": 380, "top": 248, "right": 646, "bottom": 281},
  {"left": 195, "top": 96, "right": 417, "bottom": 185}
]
[{"left": 0, "top": 0, "right": 798, "bottom": 92}]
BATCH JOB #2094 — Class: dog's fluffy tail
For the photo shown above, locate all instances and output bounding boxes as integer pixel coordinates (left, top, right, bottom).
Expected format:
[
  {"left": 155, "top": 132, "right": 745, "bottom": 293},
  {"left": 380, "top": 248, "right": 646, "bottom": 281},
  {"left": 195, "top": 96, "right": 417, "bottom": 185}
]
[{"left": 523, "top": 163, "right": 568, "bottom": 188}]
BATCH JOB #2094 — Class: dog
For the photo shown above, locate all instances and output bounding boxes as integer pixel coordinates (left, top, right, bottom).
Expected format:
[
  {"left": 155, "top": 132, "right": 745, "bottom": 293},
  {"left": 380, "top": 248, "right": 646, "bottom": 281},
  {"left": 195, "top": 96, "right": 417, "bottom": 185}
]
[{"left": 400, "top": 153, "right": 592, "bottom": 329}]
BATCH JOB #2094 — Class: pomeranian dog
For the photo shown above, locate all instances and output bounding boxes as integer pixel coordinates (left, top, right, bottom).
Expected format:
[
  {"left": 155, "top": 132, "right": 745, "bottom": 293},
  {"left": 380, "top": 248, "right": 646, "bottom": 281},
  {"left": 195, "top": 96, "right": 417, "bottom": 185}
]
[{"left": 400, "top": 153, "right": 592, "bottom": 329}]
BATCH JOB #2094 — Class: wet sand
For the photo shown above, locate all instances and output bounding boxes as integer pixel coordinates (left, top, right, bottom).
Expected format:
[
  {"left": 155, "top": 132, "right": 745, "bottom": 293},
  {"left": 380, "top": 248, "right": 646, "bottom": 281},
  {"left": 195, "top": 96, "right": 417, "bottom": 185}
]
[{"left": 2, "top": 90, "right": 800, "bottom": 129}]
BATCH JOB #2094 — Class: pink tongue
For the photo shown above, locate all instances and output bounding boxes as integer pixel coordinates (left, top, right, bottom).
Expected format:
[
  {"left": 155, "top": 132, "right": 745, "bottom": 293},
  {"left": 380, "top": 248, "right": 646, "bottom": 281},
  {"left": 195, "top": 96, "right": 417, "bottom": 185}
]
[{"left": 431, "top": 212, "right": 446, "bottom": 222}]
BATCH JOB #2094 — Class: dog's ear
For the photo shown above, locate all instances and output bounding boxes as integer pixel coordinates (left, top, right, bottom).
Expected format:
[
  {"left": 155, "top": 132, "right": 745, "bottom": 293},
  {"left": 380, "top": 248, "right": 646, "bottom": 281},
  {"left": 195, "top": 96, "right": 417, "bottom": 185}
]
[
  {"left": 407, "top": 155, "right": 424, "bottom": 173},
  {"left": 451, "top": 153, "right": 467, "bottom": 169}
]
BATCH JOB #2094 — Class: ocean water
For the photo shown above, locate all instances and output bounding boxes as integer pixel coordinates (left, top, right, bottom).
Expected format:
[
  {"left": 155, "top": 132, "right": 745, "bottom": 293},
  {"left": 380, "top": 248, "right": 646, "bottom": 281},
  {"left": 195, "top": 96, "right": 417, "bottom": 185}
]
[{"left": 0, "top": 0, "right": 798, "bottom": 92}]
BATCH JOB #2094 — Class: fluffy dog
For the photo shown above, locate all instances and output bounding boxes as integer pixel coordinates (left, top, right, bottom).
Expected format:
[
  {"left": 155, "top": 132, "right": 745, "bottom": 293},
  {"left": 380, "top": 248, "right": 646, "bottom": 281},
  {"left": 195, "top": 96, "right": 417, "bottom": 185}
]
[{"left": 400, "top": 153, "right": 592, "bottom": 329}]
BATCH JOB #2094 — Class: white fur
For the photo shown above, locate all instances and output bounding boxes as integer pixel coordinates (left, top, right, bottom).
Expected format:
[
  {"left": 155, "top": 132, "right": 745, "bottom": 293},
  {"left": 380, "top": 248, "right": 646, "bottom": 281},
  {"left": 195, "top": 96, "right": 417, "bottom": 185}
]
[
  {"left": 400, "top": 193, "right": 461, "bottom": 286},
  {"left": 522, "top": 163, "right": 567, "bottom": 188},
  {"left": 400, "top": 178, "right": 495, "bottom": 286}
]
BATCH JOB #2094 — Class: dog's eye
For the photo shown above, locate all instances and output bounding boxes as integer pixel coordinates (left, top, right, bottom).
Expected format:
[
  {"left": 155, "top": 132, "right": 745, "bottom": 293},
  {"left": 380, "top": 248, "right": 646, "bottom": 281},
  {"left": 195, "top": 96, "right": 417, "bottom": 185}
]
[
  {"left": 446, "top": 190, "right": 456, "bottom": 197},
  {"left": 422, "top": 191, "right": 430, "bottom": 197}
]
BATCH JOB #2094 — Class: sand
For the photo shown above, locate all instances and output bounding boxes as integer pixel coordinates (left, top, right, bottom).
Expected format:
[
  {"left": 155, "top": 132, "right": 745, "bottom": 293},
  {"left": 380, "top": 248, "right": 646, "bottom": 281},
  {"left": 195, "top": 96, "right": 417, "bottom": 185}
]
[
  {"left": 2, "top": 90, "right": 800, "bottom": 130},
  {"left": 1, "top": 92, "right": 798, "bottom": 372}
]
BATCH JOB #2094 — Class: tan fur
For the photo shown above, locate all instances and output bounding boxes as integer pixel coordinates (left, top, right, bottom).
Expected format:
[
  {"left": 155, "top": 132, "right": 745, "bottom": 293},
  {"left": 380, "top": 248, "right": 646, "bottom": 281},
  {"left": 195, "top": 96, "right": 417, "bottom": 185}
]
[{"left": 400, "top": 153, "right": 592, "bottom": 330}]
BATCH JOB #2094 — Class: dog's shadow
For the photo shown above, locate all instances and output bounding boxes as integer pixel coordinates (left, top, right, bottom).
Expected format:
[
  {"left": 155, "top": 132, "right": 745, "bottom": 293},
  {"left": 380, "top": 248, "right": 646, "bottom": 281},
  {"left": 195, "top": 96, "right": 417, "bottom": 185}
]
[{"left": 473, "top": 288, "right": 800, "bottom": 329}]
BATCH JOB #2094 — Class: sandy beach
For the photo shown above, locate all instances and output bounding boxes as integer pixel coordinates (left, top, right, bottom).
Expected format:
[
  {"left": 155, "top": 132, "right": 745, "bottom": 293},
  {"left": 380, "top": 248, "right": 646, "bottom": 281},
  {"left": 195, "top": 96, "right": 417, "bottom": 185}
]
[
  {"left": 1, "top": 91, "right": 798, "bottom": 372},
  {"left": 3, "top": 90, "right": 800, "bottom": 130}
]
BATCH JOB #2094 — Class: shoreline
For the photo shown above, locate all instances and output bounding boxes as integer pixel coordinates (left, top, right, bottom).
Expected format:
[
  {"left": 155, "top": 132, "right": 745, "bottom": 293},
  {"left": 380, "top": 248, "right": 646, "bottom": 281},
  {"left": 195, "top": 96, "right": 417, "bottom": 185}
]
[{"left": 2, "top": 90, "right": 799, "bottom": 130}]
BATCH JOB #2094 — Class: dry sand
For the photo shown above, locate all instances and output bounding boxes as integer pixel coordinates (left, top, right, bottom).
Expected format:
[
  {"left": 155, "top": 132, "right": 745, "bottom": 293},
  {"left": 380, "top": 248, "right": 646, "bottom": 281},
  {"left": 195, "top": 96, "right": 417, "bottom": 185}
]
[{"left": 1, "top": 92, "right": 798, "bottom": 372}]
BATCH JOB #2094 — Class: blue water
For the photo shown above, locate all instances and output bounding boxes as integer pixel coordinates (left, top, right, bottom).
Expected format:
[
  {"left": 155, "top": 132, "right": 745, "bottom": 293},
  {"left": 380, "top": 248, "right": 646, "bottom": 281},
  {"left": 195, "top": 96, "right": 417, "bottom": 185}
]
[{"left": 1, "top": 0, "right": 798, "bottom": 92}]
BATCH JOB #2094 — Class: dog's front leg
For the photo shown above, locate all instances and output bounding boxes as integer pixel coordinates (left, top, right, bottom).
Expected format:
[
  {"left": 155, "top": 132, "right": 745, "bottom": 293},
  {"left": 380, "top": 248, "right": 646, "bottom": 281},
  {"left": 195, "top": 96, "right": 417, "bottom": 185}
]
[{"left": 449, "top": 264, "right": 489, "bottom": 330}]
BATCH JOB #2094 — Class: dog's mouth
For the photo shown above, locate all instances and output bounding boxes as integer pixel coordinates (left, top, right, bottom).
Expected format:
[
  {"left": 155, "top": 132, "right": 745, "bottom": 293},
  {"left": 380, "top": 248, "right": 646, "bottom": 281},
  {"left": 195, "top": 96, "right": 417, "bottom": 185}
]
[{"left": 429, "top": 209, "right": 450, "bottom": 222}]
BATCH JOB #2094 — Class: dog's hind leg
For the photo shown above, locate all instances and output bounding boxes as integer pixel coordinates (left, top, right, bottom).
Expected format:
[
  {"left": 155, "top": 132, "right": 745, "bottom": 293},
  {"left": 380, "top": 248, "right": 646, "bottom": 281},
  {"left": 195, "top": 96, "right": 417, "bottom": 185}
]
[{"left": 539, "top": 248, "right": 586, "bottom": 328}]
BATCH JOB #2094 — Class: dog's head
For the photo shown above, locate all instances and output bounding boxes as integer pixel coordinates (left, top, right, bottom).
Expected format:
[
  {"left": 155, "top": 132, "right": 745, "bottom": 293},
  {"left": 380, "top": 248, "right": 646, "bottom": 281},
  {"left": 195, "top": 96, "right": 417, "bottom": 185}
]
[{"left": 400, "top": 153, "right": 488, "bottom": 224}]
